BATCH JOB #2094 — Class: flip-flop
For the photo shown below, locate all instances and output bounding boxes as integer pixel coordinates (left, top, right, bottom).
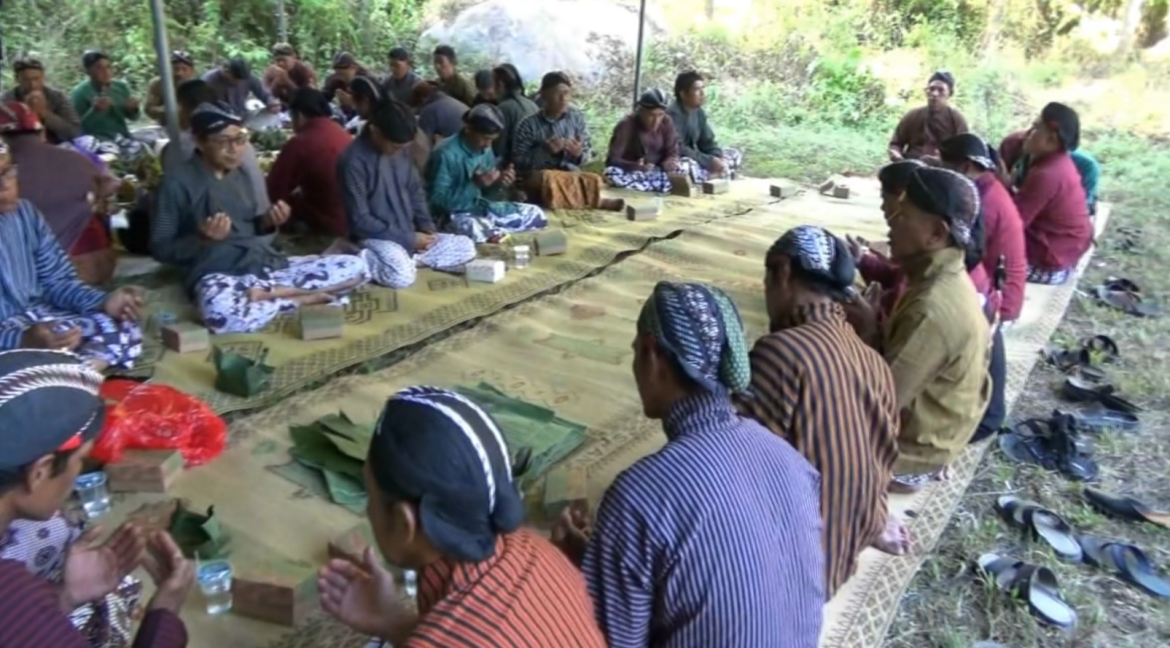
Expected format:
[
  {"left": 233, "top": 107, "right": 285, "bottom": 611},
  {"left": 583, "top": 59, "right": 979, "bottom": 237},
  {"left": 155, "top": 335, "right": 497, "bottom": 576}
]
[
  {"left": 977, "top": 553, "right": 1078, "bottom": 628},
  {"left": 1061, "top": 375, "right": 1141, "bottom": 415},
  {"left": 1078, "top": 536, "right": 1170, "bottom": 598},
  {"left": 1084, "top": 488, "right": 1170, "bottom": 528},
  {"left": 1043, "top": 346, "right": 1091, "bottom": 372},
  {"left": 1062, "top": 405, "right": 1140, "bottom": 433},
  {"left": 1080, "top": 335, "right": 1120, "bottom": 360},
  {"left": 1094, "top": 284, "right": 1161, "bottom": 318},
  {"left": 978, "top": 553, "right": 1024, "bottom": 590},
  {"left": 998, "top": 419, "right": 1098, "bottom": 481},
  {"left": 996, "top": 496, "right": 1084, "bottom": 562}
]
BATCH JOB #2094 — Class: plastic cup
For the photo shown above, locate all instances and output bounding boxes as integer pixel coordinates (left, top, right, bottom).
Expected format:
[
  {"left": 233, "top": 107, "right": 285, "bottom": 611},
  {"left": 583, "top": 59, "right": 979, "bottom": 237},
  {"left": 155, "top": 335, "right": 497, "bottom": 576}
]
[
  {"left": 197, "top": 560, "right": 234, "bottom": 615},
  {"left": 74, "top": 472, "right": 111, "bottom": 519}
]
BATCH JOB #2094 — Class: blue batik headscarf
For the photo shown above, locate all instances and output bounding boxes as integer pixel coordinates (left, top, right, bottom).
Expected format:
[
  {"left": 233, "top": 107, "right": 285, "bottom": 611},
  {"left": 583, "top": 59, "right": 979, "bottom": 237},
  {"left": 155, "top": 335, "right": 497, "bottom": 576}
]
[{"left": 636, "top": 281, "right": 751, "bottom": 395}]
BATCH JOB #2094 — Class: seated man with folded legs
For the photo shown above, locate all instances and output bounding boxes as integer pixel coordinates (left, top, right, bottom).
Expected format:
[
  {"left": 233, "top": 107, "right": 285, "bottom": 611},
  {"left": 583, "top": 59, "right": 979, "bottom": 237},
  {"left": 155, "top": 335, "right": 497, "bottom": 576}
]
[
  {"left": 2, "top": 57, "right": 82, "bottom": 145},
  {"left": 318, "top": 386, "right": 607, "bottom": 646},
  {"left": 426, "top": 103, "right": 547, "bottom": 243},
  {"left": 1001, "top": 129, "right": 1101, "bottom": 218},
  {"left": 668, "top": 70, "right": 743, "bottom": 181},
  {"left": 604, "top": 89, "right": 698, "bottom": 192},
  {"left": 736, "top": 226, "right": 905, "bottom": 598},
  {"left": 0, "top": 144, "right": 143, "bottom": 371},
  {"left": 553, "top": 281, "right": 823, "bottom": 647},
  {"left": 339, "top": 99, "right": 476, "bottom": 289},
  {"left": 888, "top": 70, "right": 968, "bottom": 163},
  {"left": 153, "top": 103, "right": 369, "bottom": 334},
  {"left": 850, "top": 167, "right": 991, "bottom": 491},
  {"left": 513, "top": 72, "right": 624, "bottom": 212}
]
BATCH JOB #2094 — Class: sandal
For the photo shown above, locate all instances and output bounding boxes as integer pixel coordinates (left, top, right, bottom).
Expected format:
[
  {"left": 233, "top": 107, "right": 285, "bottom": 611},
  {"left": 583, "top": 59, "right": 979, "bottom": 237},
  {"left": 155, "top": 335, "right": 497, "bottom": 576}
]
[
  {"left": 977, "top": 553, "right": 1078, "bottom": 628},
  {"left": 1078, "top": 536, "right": 1170, "bottom": 598},
  {"left": 1094, "top": 278, "right": 1161, "bottom": 318},
  {"left": 1062, "top": 404, "right": 1139, "bottom": 433},
  {"left": 1043, "top": 335, "right": 1118, "bottom": 374},
  {"left": 996, "top": 496, "right": 1084, "bottom": 562},
  {"left": 998, "top": 418, "right": 1099, "bottom": 481},
  {"left": 1084, "top": 488, "right": 1170, "bottom": 528},
  {"left": 1061, "top": 375, "right": 1141, "bottom": 415}
]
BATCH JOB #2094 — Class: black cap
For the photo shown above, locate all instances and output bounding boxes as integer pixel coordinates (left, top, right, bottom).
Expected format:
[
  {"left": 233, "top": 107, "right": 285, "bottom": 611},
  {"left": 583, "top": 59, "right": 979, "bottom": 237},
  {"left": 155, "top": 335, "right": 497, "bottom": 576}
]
[{"left": 388, "top": 47, "right": 411, "bottom": 62}]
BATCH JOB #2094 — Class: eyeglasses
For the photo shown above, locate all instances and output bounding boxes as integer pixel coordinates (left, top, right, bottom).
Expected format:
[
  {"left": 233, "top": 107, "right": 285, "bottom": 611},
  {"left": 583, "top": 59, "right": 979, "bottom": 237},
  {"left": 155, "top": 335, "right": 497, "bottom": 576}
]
[
  {"left": 0, "top": 165, "right": 19, "bottom": 186},
  {"left": 208, "top": 132, "right": 250, "bottom": 149}
]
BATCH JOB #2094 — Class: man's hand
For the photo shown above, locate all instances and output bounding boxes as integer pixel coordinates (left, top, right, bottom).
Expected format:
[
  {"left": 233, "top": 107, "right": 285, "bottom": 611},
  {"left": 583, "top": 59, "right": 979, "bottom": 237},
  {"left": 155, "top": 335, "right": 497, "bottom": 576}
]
[
  {"left": 475, "top": 168, "right": 501, "bottom": 187},
  {"left": 709, "top": 156, "right": 728, "bottom": 176},
  {"left": 842, "top": 284, "right": 882, "bottom": 349},
  {"left": 143, "top": 531, "right": 195, "bottom": 615},
  {"left": 24, "top": 91, "right": 48, "bottom": 118},
  {"left": 199, "top": 213, "right": 232, "bottom": 241},
  {"left": 414, "top": 232, "right": 437, "bottom": 252},
  {"left": 104, "top": 287, "right": 145, "bottom": 322},
  {"left": 318, "top": 547, "right": 409, "bottom": 639},
  {"left": 124, "top": 97, "right": 140, "bottom": 113},
  {"left": 550, "top": 506, "right": 592, "bottom": 567},
  {"left": 61, "top": 524, "right": 145, "bottom": 609},
  {"left": 663, "top": 158, "right": 680, "bottom": 174},
  {"left": 563, "top": 139, "right": 583, "bottom": 158},
  {"left": 262, "top": 200, "right": 291, "bottom": 230},
  {"left": 94, "top": 97, "right": 113, "bottom": 112},
  {"left": 499, "top": 165, "right": 516, "bottom": 187},
  {"left": 21, "top": 322, "right": 82, "bottom": 351},
  {"left": 845, "top": 234, "right": 868, "bottom": 262},
  {"left": 545, "top": 137, "right": 566, "bottom": 154},
  {"left": 636, "top": 158, "right": 655, "bottom": 172}
]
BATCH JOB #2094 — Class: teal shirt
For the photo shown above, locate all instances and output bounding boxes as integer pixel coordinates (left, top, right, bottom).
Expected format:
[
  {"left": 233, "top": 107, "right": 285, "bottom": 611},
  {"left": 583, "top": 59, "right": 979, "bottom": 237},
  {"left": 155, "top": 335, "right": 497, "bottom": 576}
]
[
  {"left": 1071, "top": 150, "right": 1100, "bottom": 213},
  {"left": 70, "top": 79, "right": 139, "bottom": 141},
  {"left": 426, "top": 134, "right": 497, "bottom": 217}
]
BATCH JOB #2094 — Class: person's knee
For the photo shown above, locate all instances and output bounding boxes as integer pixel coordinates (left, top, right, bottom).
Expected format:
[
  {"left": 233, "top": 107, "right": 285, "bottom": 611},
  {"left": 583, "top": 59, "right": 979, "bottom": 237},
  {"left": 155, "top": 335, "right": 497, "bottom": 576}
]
[
  {"left": 449, "top": 235, "right": 477, "bottom": 263},
  {"left": 381, "top": 264, "right": 417, "bottom": 289},
  {"left": 336, "top": 255, "right": 372, "bottom": 282}
]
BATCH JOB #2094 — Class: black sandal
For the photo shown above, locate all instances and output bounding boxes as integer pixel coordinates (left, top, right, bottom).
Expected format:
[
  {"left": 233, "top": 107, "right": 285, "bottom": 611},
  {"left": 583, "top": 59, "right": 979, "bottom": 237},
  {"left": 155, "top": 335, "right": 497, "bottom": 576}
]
[
  {"left": 995, "top": 496, "right": 1084, "bottom": 562},
  {"left": 1061, "top": 405, "right": 1140, "bottom": 433},
  {"left": 1061, "top": 375, "right": 1141, "bottom": 415},
  {"left": 977, "top": 553, "right": 1078, "bottom": 628},
  {"left": 1078, "top": 536, "right": 1170, "bottom": 598},
  {"left": 1084, "top": 488, "right": 1170, "bottom": 528},
  {"left": 1094, "top": 278, "right": 1161, "bottom": 318},
  {"left": 998, "top": 417, "right": 1099, "bottom": 481}
]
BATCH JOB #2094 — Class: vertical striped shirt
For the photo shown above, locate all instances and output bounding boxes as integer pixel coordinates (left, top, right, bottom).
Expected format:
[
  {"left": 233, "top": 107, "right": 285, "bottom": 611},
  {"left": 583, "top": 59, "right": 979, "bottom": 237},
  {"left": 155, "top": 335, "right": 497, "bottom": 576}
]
[
  {"left": 736, "top": 303, "right": 900, "bottom": 597},
  {"left": 0, "top": 558, "right": 187, "bottom": 647},
  {"left": 512, "top": 108, "right": 594, "bottom": 175},
  {"left": 0, "top": 200, "right": 107, "bottom": 349},
  {"left": 582, "top": 393, "right": 824, "bottom": 648},
  {"left": 408, "top": 527, "right": 607, "bottom": 647}
]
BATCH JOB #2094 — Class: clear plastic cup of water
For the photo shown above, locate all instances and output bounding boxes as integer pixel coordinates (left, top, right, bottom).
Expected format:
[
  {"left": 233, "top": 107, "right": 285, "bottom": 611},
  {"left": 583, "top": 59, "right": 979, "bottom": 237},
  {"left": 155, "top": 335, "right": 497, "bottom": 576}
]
[
  {"left": 513, "top": 245, "right": 530, "bottom": 270},
  {"left": 74, "top": 472, "right": 111, "bottom": 519},
  {"left": 403, "top": 569, "right": 418, "bottom": 601},
  {"left": 197, "top": 560, "right": 234, "bottom": 615}
]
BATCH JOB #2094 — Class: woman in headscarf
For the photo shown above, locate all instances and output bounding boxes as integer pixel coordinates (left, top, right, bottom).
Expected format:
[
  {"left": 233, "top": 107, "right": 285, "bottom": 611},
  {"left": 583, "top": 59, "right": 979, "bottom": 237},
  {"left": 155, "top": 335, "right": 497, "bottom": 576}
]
[
  {"left": 426, "top": 103, "right": 548, "bottom": 243},
  {"left": 853, "top": 167, "right": 992, "bottom": 492},
  {"left": 317, "top": 386, "right": 606, "bottom": 647},
  {"left": 553, "top": 281, "right": 824, "bottom": 648},
  {"left": 603, "top": 88, "right": 697, "bottom": 193},
  {"left": 888, "top": 70, "right": 969, "bottom": 162}
]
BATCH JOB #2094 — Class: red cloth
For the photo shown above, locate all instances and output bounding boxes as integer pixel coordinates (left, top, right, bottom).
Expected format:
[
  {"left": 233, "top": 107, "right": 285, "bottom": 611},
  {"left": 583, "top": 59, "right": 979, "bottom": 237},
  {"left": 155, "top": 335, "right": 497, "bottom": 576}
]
[
  {"left": 974, "top": 172, "right": 1027, "bottom": 321},
  {"left": 859, "top": 253, "right": 991, "bottom": 323},
  {"left": 1013, "top": 151, "right": 1092, "bottom": 272},
  {"left": 0, "top": 100, "right": 42, "bottom": 133},
  {"left": 68, "top": 214, "right": 111, "bottom": 255},
  {"left": 265, "top": 117, "right": 353, "bottom": 237}
]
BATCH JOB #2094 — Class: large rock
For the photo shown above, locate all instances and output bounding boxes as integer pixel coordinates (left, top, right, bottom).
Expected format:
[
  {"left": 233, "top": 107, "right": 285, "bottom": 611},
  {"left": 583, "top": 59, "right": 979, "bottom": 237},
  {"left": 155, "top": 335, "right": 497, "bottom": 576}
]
[{"left": 419, "top": 0, "right": 666, "bottom": 87}]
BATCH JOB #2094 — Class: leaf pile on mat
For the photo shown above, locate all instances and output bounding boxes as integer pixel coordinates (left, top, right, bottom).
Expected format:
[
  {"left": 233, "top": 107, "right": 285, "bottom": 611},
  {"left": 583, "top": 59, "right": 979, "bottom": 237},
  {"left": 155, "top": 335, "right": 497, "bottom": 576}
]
[
  {"left": 213, "top": 346, "right": 274, "bottom": 398},
  {"left": 169, "top": 504, "right": 231, "bottom": 560},
  {"left": 288, "top": 411, "right": 374, "bottom": 512}
]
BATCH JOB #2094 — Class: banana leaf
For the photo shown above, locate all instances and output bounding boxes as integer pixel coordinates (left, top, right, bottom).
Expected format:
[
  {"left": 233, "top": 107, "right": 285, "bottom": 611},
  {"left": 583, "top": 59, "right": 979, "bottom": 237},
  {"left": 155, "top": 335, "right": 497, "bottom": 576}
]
[
  {"left": 322, "top": 469, "right": 368, "bottom": 510},
  {"left": 169, "top": 504, "right": 231, "bottom": 560},
  {"left": 213, "top": 346, "right": 274, "bottom": 397}
]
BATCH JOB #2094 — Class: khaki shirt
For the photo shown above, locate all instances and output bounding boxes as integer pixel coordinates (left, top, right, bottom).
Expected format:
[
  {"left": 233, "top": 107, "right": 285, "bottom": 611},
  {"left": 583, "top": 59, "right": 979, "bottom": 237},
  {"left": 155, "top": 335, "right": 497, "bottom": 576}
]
[{"left": 885, "top": 247, "right": 991, "bottom": 473}]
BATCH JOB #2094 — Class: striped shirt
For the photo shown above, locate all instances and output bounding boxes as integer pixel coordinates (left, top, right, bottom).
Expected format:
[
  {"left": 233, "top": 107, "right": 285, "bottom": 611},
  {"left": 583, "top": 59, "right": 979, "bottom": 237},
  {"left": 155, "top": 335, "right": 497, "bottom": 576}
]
[
  {"left": 407, "top": 527, "right": 606, "bottom": 647},
  {"left": 0, "top": 200, "right": 107, "bottom": 349},
  {"left": 737, "top": 303, "right": 900, "bottom": 597},
  {"left": 512, "top": 108, "right": 594, "bottom": 175},
  {"left": 0, "top": 558, "right": 187, "bottom": 647},
  {"left": 582, "top": 393, "right": 824, "bottom": 648}
]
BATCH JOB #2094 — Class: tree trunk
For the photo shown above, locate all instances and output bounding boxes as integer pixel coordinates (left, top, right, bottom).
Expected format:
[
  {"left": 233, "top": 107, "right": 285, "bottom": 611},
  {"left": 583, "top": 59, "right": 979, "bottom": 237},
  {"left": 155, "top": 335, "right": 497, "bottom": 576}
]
[
  {"left": 1116, "top": 0, "right": 1146, "bottom": 58},
  {"left": 981, "top": 0, "right": 1007, "bottom": 53},
  {"left": 705, "top": 0, "right": 715, "bottom": 21}
]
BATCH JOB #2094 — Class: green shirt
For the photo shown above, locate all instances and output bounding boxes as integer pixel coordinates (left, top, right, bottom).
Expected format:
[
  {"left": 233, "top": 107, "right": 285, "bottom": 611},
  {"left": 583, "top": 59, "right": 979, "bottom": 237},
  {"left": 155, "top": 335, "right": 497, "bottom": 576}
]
[
  {"left": 426, "top": 134, "right": 496, "bottom": 217},
  {"left": 70, "top": 79, "right": 139, "bottom": 141},
  {"left": 884, "top": 247, "right": 991, "bottom": 474}
]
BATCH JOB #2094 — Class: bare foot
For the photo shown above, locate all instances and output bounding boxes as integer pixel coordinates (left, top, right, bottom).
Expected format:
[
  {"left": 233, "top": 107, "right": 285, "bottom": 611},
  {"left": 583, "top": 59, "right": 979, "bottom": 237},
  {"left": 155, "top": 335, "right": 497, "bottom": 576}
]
[
  {"left": 872, "top": 513, "right": 912, "bottom": 556},
  {"left": 293, "top": 292, "right": 333, "bottom": 307},
  {"left": 600, "top": 198, "right": 625, "bottom": 212}
]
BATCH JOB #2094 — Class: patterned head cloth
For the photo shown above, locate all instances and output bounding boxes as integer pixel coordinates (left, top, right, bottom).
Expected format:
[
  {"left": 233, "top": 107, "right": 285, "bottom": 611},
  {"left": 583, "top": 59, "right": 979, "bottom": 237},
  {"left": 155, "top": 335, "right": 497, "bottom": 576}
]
[
  {"left": 332, "top": 52, "right": 358, "bottom": 70},
  {"left": 939, "top": 132, "right": 998, "bottom": 171},
  {"left": 271, "top": 43, "right": 296, "bottom": 58},
  {"left": 878, "top": 159, "right": 925, "bottom": 196},
  {"left": 767, "top": 225, "right": 856, "bottom": 293},
  {"left": 637, "top": 88, "right": 669, "bottom": 110},
  {"left": 463, "top": 103, "right": 505, "bottom": 134},
  {"left": 929, "top": 69, "right": 956, "bottom": 94},
  {"left": 904, "top": 166, "right": 981, "bottom": 248},
  {"left": 190, "top": 102, "right": 243, "bottom": 137},
  {"left": 1040, "top": 102, "right": 1080, "bottom": 152},
  {"left": 637, "top": 281, "right": 751, "bottom": 395},
  {"left": 170, "top": 50, "right": 194, "bottom": 67},
  {"left": 0, "top": 102, "right": 43, "bottom": 134},
  {"left": 0, "top": 350, "right": 106, "bottom": 470},
  {"left": 369, "top": 386, "right": 523, "bottom": 563}
]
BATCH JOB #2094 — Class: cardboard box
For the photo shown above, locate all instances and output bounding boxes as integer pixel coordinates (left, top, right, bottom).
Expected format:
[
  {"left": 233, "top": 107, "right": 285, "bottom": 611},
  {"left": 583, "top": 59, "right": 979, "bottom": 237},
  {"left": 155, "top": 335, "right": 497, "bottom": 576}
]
[
  {"left": 702, "top": 179, "right": 730, "bottom": 195},
  {"left": 832, "top": 185, "right": 851, "bottom": 199},
  {"left": 818, "top": 179, "right": 836, "bottom": 194},
  {"left": 769, "top": 184, "right": 793, "bottom": 198},
  {"left": 542, "top": 465, "right": 588, "bottom": 519},
  {"left": 534, "top": 230, "right": 568, "bottom": 257},
  {"left": 626, "top": 203, "right": 659, "bottom": 222},
  {"left": 232, "top": 557, "right": 317, "bottom": 626},
  {"left": 161, "top": 322, "right": 210, "bottom": 354},
  {"left": 299, "top": 306, "right": 343, "bottom": 341},
  {"left": 466, "top": 259, "right": 506, "bottom": 284},
  {"left": 669, "top": 174, "right": 695, "bottom": 197},
  {"left": 104, "top": 450, "right": 184, "bottom": 493}
]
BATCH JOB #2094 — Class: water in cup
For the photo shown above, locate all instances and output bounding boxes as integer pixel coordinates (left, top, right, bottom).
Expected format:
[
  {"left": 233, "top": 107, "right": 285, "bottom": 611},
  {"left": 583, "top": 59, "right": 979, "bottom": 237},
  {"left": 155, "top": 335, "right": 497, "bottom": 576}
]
[
  {"left": 197, "top": 560, "right": 234, "bottom": 615},
  {"left": 74, "top": 472, "right": 111, "bottom": 519}
]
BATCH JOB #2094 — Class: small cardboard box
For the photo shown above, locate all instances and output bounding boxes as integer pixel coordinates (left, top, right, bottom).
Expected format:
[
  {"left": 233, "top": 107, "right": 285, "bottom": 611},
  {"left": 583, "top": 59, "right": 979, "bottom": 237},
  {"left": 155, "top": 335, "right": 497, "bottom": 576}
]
[
  {"left": 161, "top": 322, "right": 209, "bottom": 354},
  {"left": 534, "top": 230, "right": 568, "bottom": 257},
  {"left": 299, "top": 306, "right": 343, "bottom": 341},
  {"left": 626, "top": 203, "right": 659, "bottom": 222},
  {"left": 818, "top": 179, "right": 837, "bottom": 194},
  {"left": 105, "top": 450, "right": 184, "bottom": 493},
  {"left": 832, "top": 185, "right": 851, "bottom": 199},
  {"left": 232, "top": 557, "right": 317, "bottom": 627},
  {"left": 466, "top": 259, "right": 506, "bottom": 284},
  {"left": 542, "top": 465, "right": 588, "bottom": 519},
  {"left": 769, "top": 184, "right": 793, "bottom": 198},
  {"left": 668, "top": 174, "right": 695, "bottom": 197},
  {"left": 702, "top": 179, "right": 730, "bottom": 195}
]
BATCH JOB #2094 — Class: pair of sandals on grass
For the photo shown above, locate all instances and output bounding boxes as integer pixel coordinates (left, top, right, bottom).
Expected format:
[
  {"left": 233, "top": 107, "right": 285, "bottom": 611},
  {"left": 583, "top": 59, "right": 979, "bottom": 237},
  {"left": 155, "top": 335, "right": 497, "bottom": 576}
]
[
  {"left": 978, "top": 494, "right": 1170, "bottom": 629},
  {"left": 1089, "top": 276, "right": 1160, "bottom": 318}
]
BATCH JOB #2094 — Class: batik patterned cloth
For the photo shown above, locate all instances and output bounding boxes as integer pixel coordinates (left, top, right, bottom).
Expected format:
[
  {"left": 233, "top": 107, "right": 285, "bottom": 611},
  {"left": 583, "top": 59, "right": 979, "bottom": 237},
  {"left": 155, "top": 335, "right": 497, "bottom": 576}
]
[
  {"left": 0, "top": 512, "right": 143, "bottom": 648},
  {"left": 1, "top": 305, "right": 142, "bottom": 369},
  {"left": 1026, "top": 265, "right": 1073, "bottom": 285},
  {"left": 195, "top": 254, "right": 369, "bottom": 334},
  {"left": 61, "top": 135, "right": 149, "bottom": 161},
  {"left": 689, "top": 148, "right": 745, "bottom": 184},
  {"left": 603, "top": 158, "right": 703, "bottom": 193},
  {"left": 447, "top": 202, "right": 548, "bottom": 243},
  {"left": 359, "top": 234, "right": 477, "bottom": 289}
]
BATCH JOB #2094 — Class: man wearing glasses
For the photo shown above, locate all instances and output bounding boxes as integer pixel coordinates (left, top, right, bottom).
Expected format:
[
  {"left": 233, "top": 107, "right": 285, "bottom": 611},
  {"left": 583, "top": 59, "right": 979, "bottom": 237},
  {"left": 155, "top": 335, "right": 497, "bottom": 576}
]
[{"left": 888, "top": 70, "right": 969, "bottom": 163}]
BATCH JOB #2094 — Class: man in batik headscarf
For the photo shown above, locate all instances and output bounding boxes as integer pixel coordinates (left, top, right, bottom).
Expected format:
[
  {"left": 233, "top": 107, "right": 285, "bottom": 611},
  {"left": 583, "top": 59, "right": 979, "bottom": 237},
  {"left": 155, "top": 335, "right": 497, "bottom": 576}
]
[
  {"left": 604, "top": 88, "right": 699, "bottom": 192},
  {"left": 317, "top": 386, "right": 606, "bottom": 647},
  {"left": 553, "top": 281, "right": 824, "bottom": 648},
  {"left": 736, "top": 225, "right": 905, "bottom": 598},
  {"left": 888, "top": 70, "right": 969, "bottom": 162}
]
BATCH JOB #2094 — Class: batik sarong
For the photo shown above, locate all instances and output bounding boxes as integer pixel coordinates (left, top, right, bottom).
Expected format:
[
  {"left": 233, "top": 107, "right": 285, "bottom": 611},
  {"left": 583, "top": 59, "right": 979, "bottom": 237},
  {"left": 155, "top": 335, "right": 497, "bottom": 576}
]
[
  {"left": 447, "top": 202, "right": 547, "bottom": 243},
  {"left": 603, "top": 158, "right": 702, "bottom": 192},
  {"left": 1027, "top": 266, "right": 1073, "bottom": 285},
  {"left": 359, "top": 234, "right": 477, "bottom": 289},
  {"left": 0, "top": 304, "right": 142, "bottom": 369}
]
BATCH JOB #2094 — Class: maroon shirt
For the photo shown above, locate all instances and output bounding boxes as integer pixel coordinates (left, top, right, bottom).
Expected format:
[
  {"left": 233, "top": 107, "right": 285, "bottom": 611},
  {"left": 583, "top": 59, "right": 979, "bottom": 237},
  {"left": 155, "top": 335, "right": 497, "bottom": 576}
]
[
  {"left": 266, "top": 116, "right": 353, "bottom": 237},
  {"left": 974, "top": 172, "right": 1027, "bottom": 321},
  {"left": 606, "top": 113, "right": 680, "bottom": 171},
  {"left": 1013, "top": 151, "right": 1092, "bottom": 271},
  {"left": 0, "top": 558, "right": 187, "bottom": 648},
  {"left": 859, "top": 253, "right": 991, "bottom": 323}
]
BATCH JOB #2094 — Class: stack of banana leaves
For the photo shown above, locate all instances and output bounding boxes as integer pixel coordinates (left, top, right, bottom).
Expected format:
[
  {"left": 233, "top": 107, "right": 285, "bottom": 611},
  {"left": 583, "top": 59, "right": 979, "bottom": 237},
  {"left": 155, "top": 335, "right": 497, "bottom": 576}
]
[{"left": 288, "top": 412, "right": 372, "bottom": 513}]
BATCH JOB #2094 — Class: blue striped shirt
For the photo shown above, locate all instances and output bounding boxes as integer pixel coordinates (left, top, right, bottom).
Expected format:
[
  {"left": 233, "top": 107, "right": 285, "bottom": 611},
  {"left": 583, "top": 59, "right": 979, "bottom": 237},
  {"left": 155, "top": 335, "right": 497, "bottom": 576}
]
[
  {"left": 0, "top": 200, "right": 107, "bottom": 349},
  {"left": 582, "top": 393, "right": 825, "bottom": 648}
]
